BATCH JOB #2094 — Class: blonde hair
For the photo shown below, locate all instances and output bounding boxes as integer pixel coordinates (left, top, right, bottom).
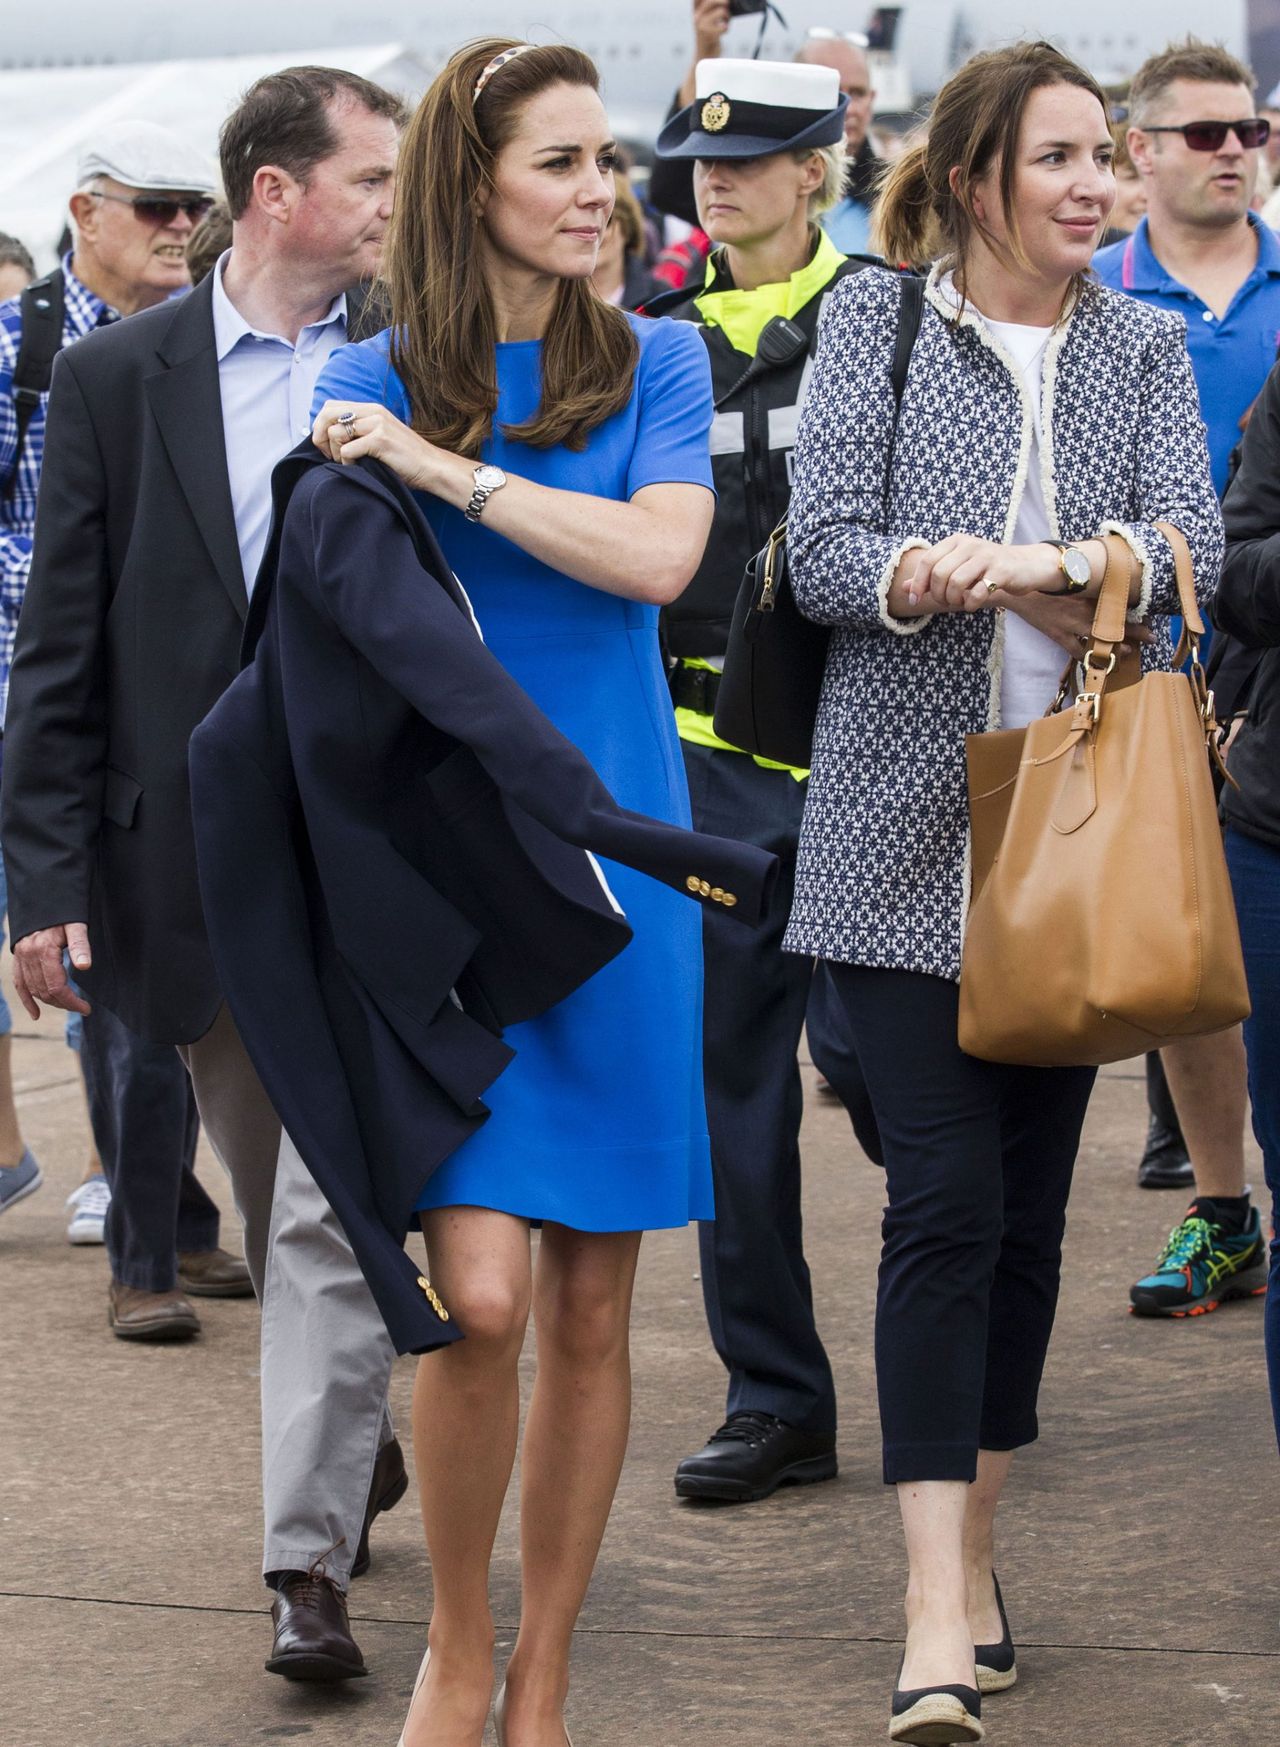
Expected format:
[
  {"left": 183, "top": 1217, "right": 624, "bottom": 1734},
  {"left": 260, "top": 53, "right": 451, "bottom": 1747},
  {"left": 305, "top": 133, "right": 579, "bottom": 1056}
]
[
  {"left": 798, "top": 142, "right": 848, "bottom": 217},
  {"left": 609, "top": 171, "right": 645, "bottom": 256}
]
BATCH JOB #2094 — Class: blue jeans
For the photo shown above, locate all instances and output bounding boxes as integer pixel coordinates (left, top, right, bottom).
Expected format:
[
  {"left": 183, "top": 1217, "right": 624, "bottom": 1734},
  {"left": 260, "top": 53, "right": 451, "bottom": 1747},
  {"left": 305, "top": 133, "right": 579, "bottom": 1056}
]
[{"left": 1225, "top": 827, "right": 1280, "bottom": 1452}]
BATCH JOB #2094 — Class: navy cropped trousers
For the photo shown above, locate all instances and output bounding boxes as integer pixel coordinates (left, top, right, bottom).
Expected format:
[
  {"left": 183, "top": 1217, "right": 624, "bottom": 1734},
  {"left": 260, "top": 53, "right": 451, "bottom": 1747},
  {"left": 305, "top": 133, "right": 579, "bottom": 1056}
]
[{"left": 825, "top": 963, "right": 1095, "bottom": 1484}]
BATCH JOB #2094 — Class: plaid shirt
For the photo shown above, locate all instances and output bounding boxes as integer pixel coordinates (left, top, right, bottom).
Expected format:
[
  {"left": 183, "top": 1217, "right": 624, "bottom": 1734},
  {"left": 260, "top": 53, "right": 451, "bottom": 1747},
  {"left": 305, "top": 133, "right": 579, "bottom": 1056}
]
[{"left": 0, "top": 257, "right": 117, "bottom": 722}]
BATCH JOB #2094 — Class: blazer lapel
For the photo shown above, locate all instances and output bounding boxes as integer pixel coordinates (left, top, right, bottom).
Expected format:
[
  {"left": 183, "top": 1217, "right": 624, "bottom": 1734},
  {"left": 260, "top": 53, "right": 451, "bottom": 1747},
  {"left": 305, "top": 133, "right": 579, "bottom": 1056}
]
[{"left": 147, "top": 277, "right": 248, "bottom": 619}]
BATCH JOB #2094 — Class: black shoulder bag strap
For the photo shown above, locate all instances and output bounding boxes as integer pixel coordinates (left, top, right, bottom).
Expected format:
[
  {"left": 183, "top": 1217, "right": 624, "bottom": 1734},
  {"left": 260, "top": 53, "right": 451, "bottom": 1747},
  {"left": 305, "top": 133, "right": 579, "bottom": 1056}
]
[
  {"left": 890, "top": 270, "right": 925, "bottom": 411},
  {"left": 4, "top": 269, "right": 65, "bottom": 501}
]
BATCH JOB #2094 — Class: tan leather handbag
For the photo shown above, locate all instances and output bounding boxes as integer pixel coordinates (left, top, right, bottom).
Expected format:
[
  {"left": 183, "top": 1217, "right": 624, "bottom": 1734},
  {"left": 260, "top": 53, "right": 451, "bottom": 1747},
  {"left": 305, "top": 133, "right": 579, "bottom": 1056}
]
[{"left": 958, "top": 525, "right": 1250, "bottom": 1067}]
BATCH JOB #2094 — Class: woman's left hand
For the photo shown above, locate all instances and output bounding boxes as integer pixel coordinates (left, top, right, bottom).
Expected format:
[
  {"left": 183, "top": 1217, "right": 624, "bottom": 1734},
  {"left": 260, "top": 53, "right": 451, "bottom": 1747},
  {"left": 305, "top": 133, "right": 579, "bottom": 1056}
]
[
  {"left": 312, "top": 401, "right": 444, "bottom": 492},
  {"left": 906, "top": 536, "right": 1064, "bottom": 612}
]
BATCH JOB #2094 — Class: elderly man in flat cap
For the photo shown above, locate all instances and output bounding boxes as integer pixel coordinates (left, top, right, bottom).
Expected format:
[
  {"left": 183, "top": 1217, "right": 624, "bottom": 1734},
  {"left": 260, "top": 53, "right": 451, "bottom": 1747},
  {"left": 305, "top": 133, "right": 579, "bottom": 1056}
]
[{"left": 0, "top": 122, "right": 247, "bottom": 1327}]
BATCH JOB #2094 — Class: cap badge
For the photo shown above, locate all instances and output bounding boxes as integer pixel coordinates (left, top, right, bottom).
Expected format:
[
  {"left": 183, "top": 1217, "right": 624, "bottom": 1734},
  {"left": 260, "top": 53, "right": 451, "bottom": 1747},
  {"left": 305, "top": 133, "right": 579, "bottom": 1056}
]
[{"left": 701, "top": 92, "right": 731, "bottom": 133}]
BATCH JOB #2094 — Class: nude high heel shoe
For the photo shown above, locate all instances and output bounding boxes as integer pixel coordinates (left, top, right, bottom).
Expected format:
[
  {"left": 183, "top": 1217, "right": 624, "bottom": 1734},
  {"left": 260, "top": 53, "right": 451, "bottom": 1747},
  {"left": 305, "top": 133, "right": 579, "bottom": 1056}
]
[
  {"left": 493, "top": 1682, "right": 574, "bottom": 1746},
  {"left": 396, "top": 1647, "right": 430, "bottom": 1747}
]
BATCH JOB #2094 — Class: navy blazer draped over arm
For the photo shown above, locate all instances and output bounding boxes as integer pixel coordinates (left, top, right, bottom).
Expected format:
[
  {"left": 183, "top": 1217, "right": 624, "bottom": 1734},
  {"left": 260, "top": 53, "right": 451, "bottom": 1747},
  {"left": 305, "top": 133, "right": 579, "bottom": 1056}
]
[{"left": 189, "top": 446, "right": 776, "bottom": 1354}]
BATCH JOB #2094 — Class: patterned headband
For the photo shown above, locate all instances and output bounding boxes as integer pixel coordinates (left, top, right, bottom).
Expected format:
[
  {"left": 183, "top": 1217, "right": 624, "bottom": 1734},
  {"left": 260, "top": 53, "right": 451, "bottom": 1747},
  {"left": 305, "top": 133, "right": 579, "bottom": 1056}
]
[{"left": 472, "top": 44, "right": 538, "bottom": 104}]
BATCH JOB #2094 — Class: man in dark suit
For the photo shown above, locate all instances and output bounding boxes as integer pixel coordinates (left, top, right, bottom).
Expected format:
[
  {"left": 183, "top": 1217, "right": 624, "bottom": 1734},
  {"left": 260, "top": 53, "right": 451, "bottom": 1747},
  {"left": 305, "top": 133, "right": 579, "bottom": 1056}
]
[{"left": 3, "top": 67, "right": 410, "bottom": 1681}]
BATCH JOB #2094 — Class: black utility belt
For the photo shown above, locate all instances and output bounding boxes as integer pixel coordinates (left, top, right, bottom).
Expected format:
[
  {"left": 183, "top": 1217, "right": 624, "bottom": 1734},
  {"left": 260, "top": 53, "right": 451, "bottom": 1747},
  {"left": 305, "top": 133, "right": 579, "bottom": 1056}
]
[{"left": 669, "top": 663, "right": 722, "bottom": 715}]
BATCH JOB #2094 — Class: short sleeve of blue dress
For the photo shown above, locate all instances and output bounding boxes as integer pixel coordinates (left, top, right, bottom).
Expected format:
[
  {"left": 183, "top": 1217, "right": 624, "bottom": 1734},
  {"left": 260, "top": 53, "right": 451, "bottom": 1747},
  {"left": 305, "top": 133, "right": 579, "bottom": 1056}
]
[{"left": 311, "top": 317, "right": 716, "bottom": 1231}]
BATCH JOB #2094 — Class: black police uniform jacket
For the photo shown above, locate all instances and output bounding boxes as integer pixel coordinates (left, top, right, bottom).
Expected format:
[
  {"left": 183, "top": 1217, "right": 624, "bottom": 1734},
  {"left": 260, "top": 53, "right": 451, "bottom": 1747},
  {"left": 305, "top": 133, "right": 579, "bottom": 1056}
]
[
  {"left": 646, "top": 248, "right": 871, "bottom": 662},
  {"left": 188, "top": 445, "right": 777, "bottom": 1356}
]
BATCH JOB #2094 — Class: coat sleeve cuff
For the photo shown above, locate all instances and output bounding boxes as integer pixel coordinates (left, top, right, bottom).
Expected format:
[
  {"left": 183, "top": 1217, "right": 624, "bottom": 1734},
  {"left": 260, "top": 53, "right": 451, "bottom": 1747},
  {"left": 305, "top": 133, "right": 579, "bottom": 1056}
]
[
  {"left": 1100, "top": 521, "right": 1154, "bottom": 620},
  {"left": 877, "top": 538, "right": 934, "bottom": 634}
]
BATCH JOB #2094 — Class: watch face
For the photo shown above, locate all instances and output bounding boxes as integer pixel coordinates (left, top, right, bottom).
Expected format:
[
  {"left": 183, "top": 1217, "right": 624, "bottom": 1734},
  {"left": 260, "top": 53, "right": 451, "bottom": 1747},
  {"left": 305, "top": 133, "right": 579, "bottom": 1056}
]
[
  {"left": 475, "top": 465, "right": 506, "bottom": 490},
  {"left": 1064, "top": 547, "right": 1091, "bottom": 586}
]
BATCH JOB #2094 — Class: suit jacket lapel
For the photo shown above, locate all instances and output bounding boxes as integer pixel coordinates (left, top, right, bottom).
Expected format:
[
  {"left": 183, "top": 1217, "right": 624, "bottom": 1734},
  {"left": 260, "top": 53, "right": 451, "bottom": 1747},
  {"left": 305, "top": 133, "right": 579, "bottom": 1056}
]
[{"left": 147, "top": 277, "right": 248, "bottom": 619}]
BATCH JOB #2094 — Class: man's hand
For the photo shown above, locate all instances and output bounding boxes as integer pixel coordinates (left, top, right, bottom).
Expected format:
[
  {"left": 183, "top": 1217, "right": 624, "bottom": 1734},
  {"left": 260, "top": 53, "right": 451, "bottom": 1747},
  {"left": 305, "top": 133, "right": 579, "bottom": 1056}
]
[
  {"left": 13, "top": 924, "right": 92, "bottom": 1021},
  {"left": 678, "top": 1, "right": 732, "bottom": 106},
  {"left": 695, "top": 0, "right": 732, "bottom": 57}
]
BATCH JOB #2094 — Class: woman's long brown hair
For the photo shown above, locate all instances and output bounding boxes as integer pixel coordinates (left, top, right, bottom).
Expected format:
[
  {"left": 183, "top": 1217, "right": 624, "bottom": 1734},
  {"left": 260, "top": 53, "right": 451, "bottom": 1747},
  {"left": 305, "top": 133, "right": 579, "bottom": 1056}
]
[
  {"left": 385, "top": 37, "right": 639, "bottom": 457},
  {"left": 874, "top": 41, "right": 1109, "bottom": 292}
]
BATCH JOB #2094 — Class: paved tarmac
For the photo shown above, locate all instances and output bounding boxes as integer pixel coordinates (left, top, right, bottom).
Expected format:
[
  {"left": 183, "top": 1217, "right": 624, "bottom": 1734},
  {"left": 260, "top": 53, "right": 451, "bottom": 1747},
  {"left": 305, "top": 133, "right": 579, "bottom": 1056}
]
[{"left": 1, "top": 991, "right": 1277, "bottom": 1747}]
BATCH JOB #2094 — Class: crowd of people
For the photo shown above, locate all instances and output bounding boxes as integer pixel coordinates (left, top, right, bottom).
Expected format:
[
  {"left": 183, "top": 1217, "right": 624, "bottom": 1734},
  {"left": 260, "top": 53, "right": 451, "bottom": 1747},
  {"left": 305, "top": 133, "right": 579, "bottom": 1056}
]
[{"left": 0, "top": 9, "right": 1277, "bottom": 1746}]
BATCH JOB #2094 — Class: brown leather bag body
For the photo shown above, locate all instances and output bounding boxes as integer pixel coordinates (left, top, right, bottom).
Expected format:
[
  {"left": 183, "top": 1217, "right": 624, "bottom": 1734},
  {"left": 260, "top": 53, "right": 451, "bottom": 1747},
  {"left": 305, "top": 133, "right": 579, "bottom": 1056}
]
[{"left": 958, "top": 525, "right": 1250, "bottom": 1067}]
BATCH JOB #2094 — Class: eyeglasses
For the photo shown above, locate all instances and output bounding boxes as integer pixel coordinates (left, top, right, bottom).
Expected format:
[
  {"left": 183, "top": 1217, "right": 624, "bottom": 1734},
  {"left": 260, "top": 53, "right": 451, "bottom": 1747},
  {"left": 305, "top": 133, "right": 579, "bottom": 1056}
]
[
  {"left": 89, "top": 191, "right": 216, "bottom": 226},
  {"left": 1141, "top": 118, "right": 1271, "bottom": 151}
]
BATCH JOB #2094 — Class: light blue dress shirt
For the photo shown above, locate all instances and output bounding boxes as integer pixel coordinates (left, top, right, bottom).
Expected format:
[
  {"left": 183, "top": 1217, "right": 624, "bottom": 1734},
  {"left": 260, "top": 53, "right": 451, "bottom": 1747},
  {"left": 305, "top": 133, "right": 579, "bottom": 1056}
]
[
  {"left": 822, "top": 197, "right": 873, "bottom": 257},
  {"left": 210, "top": 252, "right": 348, "bottom": 593}
]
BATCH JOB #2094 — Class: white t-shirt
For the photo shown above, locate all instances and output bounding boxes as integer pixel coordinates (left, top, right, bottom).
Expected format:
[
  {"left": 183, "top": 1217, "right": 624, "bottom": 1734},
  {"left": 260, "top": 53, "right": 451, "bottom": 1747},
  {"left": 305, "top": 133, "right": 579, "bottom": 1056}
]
[{"left": 980, "top": 314, "right": 1070, "bottom": 730}]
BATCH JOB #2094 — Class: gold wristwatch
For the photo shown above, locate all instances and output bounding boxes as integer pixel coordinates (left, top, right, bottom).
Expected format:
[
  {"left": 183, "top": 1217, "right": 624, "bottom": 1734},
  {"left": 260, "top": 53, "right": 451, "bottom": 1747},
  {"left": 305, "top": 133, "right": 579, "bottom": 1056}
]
[{"left": 1046, "top": 541, "right": 1091, "bottom": 595}]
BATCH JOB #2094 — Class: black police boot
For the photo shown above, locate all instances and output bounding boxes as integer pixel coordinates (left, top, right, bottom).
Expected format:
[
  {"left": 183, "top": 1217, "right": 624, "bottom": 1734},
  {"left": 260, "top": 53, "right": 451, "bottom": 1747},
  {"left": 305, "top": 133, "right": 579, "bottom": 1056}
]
[
  {"left": 1139, "top": 1052, "right": 1194, "bottom": 1190},
  {"left": 673, "top": 1411, "right": 837, "bottom": 1503}
]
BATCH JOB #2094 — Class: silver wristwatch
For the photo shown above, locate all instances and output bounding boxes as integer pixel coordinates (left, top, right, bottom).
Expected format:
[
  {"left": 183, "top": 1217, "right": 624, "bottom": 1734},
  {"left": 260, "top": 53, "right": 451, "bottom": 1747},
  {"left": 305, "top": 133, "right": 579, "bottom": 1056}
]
[{"left": 464, "top": 464, "right": 507, "bottom": 523}]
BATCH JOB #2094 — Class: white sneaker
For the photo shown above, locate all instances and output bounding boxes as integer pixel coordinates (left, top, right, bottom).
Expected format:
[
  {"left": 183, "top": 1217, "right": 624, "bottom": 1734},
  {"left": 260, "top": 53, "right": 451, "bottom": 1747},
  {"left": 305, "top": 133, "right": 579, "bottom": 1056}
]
[{"left": 66, "top": 1175, "right": 110, "bottom": 1245}]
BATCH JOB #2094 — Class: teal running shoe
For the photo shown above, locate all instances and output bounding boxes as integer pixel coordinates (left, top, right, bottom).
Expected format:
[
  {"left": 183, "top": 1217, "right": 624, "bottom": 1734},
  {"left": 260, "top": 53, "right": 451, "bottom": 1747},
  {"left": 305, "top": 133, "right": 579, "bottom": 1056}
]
[{"left": 1129, "top": 1204, "right": 1267, "bottom": 1317}]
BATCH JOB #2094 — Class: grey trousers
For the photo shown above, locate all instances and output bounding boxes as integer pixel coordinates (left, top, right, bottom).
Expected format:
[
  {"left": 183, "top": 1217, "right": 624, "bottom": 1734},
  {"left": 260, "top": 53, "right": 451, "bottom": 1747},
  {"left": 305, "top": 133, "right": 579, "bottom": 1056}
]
[{"left": 178, "top": 1005, "right": 397, "bottom": 1588}]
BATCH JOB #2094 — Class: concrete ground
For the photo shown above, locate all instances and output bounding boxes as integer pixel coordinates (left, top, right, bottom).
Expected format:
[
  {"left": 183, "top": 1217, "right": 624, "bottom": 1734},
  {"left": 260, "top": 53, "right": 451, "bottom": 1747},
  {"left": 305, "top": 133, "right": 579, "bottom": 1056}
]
[{"left": 1, "top": 991, "right": 1277, "bottom": 1747}]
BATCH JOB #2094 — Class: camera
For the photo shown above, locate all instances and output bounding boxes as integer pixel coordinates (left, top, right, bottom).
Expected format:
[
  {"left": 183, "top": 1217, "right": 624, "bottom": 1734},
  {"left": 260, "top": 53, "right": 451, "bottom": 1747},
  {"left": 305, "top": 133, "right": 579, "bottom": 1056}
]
[{"left": 728, "top": 0, "right": 768, "bottom": 15}]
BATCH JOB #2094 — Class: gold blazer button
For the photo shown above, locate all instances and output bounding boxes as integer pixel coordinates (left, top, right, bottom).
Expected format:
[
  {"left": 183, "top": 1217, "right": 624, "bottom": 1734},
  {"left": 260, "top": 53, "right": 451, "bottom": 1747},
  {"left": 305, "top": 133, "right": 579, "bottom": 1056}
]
[
  {"left": 722, "top": 892, "right": 737, "bottom": 907},
  {"left": 416, "top": 1276, "right": 450, "bottom": 1321},
  {"left": 686, "top": 875, "right": 701, "bottom": 893},
  {"left": 698, "top": 879, "right": 711, "bottom": 896}
]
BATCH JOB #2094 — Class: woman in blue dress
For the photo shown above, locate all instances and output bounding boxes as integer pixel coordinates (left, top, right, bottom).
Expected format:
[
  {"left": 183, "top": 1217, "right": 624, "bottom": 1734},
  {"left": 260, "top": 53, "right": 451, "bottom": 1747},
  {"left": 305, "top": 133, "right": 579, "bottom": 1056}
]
[{"left": 311, "top": 38, "right": 716, "bottom": 1747}]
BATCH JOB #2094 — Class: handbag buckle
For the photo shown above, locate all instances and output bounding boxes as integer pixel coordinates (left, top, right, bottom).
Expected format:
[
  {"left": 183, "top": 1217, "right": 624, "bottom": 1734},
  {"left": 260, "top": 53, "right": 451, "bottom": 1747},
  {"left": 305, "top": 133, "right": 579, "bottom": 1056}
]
[{"left": 1072, "top": 690, "right": 1101, "bottom": 732}]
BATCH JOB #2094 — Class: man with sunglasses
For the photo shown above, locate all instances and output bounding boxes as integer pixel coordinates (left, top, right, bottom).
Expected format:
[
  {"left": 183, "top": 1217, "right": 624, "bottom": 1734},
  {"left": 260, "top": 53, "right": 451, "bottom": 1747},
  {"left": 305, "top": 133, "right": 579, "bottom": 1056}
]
[
  {"left": 0, "top": 122, "right": 227, "bottom": 1289},
  {"left": 1095, "top": 39, "right": 1275, "bottom": 1323}
]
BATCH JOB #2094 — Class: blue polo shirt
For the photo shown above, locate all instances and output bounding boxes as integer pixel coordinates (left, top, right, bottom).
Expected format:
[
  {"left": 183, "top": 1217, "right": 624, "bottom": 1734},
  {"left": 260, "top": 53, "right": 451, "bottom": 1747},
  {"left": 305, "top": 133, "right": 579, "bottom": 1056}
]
[{"left": 1094, "top": 213, "right": 1280, "bottom": 495}]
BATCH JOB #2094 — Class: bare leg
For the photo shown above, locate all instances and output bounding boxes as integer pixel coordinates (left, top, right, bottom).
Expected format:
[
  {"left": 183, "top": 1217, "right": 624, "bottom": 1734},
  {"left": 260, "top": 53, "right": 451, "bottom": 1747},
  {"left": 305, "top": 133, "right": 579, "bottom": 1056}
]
[
  {"left": 404, "top": 1207, "right": 534, "bottom": 1747},
  {"left": 897, "top": 1479, "right": 975, "bottom": 1691},
  {"left": 0, "top": 1034, "right": 25, "bottom": 1167},
  {"left": 962, "top": 1448, "right": 1014, "bottom": 1646},
  {"left": 1161, "top": 1028, "right": 1248, "bottom": 1197},
  {"left": 501, "top": 1225, "right": 643, "bottom": 1746}
]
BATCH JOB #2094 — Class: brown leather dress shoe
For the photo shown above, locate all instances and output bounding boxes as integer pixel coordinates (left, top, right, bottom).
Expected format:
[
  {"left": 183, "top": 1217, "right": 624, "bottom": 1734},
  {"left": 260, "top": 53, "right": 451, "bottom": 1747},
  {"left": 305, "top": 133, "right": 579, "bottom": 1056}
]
[
  {"left": 351, "top": 1436, "right": 410, "bottom": 1579},
  {"left": 266, "top": 1570, "right": 369, "bottom": 1682},
  {"left": 108, "top": 1281, "right": 201, "bottom": 1342},
  {"left": 177, "top": 1247, "right": 254, "bottom": 1298}
]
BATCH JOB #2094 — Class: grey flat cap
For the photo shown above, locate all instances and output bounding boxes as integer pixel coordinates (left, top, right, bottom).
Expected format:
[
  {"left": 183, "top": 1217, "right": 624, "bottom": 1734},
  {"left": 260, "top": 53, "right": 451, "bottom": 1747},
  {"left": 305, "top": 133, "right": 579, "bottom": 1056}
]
[{"left": 77, "top": 120, "right": 218, "bottom": 195}]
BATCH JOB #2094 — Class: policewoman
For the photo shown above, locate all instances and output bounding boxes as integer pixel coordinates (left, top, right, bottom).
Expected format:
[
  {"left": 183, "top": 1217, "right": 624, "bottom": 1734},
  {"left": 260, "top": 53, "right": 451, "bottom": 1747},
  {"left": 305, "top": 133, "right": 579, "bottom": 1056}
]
[{"left": 649, "top": 59, "right": 878, "bottom": 1503}]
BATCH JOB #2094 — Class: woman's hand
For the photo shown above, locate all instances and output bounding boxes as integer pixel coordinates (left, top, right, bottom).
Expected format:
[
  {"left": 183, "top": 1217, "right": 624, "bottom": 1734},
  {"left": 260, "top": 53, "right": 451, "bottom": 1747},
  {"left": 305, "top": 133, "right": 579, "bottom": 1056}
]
[
  {"left": 904, "top": 537, "right": 1065, "bottom": 612},
  {"left": 312, "top": 401, "right": 449, "bottom": 493},
  {"left": 1002, "top": 591, "right": 1156, "bottom": 657}
]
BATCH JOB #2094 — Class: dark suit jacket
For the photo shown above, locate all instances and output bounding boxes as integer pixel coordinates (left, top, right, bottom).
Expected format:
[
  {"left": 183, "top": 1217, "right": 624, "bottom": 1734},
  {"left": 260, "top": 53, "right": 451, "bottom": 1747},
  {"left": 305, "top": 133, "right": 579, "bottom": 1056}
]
[
  {"left": 189, "top": 445, "right": 777, "bottom": 1354},
  {"left": 2, "top": 273, "right": 246, "bottom": 1042}
]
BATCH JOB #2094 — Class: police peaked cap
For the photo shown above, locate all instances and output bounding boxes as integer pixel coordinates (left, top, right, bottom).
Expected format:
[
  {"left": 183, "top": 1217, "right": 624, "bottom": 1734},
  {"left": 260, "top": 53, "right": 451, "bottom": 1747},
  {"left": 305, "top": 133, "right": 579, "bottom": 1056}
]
[{"left": 656, "top": 58, "right": 848, "bottom": 160}]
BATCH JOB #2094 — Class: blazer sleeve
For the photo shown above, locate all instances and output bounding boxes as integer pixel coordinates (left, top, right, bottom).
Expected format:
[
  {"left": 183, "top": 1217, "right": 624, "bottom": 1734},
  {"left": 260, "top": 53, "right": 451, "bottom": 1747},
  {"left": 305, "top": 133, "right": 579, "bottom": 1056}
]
[
  {"left": 1099, "top": 313, "right": 1223, "bottom": 621},
  {"left": 1219, "top": 357, "right": 1280, "bottom": 648},
  {"left": 302, "top": 471, "right": 776, "bottom": 922},
  {"left": 1, "top": 349, "right": 110, "bottom": 940},
  {"left": 787, "top": 269, "right": 934, "bottom": 636}
]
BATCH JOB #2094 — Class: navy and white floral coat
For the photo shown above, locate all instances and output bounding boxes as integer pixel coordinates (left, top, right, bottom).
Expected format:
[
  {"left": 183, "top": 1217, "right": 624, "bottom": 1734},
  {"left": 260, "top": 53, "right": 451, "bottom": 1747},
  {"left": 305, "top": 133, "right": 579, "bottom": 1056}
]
[{"left": 784, "top": 264, "right": 1223, "bottom": 981}]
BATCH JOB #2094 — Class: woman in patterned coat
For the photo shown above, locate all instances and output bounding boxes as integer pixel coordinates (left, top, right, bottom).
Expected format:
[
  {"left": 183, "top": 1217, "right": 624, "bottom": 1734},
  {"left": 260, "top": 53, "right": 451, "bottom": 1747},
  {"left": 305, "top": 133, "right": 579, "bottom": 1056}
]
[{"left": 785, "top": 42, "right": 1220, "bottom": 1747}]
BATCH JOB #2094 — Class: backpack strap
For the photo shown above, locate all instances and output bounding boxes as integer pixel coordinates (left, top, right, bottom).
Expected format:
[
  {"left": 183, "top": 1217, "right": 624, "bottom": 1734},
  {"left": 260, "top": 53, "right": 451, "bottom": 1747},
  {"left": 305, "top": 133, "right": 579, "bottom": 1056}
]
[{"left": 4, "top": 269, "right": 65, "bottom": 501}]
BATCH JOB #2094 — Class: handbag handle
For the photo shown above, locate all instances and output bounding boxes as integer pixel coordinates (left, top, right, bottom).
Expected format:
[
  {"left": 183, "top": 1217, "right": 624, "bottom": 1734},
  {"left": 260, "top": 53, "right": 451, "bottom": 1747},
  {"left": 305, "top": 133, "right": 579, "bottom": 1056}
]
[{"left": 1152, "top": 520, "right": 1206, "bottom": 664}]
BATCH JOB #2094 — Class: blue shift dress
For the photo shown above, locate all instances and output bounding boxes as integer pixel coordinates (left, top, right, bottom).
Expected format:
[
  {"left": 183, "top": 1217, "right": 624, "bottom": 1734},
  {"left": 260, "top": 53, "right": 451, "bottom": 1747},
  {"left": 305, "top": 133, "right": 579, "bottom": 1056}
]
[{"left": 312, "top": 316, "right": 716, "bottom": 1231}]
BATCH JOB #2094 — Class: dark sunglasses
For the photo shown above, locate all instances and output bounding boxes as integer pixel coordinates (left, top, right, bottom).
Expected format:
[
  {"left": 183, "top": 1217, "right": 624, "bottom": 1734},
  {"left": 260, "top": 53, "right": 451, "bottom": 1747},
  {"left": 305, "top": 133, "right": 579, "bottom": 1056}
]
[
  {"left": 90, "top": 190, "right": 216, "bottom": 225},
  {"left": 1142, "top": 118, "right": 1271, "bottom": 151}
]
